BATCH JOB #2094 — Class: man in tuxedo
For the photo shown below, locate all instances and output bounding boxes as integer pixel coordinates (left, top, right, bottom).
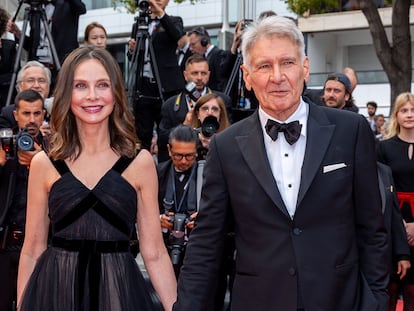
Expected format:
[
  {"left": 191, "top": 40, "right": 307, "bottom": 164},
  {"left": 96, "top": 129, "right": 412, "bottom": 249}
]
[
  {"left": 128, "top": 0, "right": 185, "bottom": 151},
  {"left": 174, "top": 16, "right": 389, "bottom": 311}
]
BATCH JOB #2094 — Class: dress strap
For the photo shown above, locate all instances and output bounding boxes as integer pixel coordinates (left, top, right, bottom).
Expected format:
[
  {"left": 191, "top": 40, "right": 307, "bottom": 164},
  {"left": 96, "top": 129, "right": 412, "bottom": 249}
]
[
  {"left": 112, "top": 156, "right": 135, "bottom": 174},
  {"left": 49, "top": 158, "right": 69, "bottom": 176}
]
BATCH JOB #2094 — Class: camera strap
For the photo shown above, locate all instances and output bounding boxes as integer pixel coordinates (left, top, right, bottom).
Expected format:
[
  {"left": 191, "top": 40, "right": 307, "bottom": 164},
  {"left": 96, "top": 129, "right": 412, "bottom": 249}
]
[{"left": 165, "top": 163, "right": 197, "bottom": 214}]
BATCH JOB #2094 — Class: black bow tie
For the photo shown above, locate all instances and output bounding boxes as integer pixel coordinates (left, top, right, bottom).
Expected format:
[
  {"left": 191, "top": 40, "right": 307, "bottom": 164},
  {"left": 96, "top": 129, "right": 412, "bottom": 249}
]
[{"left": 265, "top": 119, "right": 302, "bottom": 145}]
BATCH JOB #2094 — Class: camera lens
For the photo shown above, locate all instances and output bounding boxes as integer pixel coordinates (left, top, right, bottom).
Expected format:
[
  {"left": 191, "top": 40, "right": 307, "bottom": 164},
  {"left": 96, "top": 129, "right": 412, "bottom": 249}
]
[
  {"left": 201, "top": 115, "right": 220, "bottom": 138},
  {"left": 17, "top": 133, "right": 34, "bottom": 151}
]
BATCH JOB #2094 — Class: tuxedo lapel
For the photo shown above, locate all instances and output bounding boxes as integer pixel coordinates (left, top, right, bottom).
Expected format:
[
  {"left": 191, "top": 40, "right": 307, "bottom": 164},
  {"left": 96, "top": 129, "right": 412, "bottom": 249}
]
[
  {"left": 235, "top": 112, "right": 290, "bottom": 218},
  {"left": 297, "top": 104, "right": 335, "bottom": 207}
]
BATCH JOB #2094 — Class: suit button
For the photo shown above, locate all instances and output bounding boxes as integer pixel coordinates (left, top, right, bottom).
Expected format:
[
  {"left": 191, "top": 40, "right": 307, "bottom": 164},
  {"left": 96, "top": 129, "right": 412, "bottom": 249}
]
[
  {"left": 293, "top": 228, "right": 302, "bottom": 235},
  {"left": 288, "top": 268, "right": 296, "bottom": 276}
]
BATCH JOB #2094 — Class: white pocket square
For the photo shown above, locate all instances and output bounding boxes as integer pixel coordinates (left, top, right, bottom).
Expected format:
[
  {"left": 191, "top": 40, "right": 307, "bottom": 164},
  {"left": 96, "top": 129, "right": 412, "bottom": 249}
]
[{"left": 323, "top": 163, "right": 347, "bottom": 173}]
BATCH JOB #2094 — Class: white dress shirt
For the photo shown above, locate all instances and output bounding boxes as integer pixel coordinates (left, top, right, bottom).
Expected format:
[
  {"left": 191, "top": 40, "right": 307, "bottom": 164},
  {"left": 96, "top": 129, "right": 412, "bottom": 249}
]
[{"left": 259, "top": 99, "right": 309, "bottom": 218}]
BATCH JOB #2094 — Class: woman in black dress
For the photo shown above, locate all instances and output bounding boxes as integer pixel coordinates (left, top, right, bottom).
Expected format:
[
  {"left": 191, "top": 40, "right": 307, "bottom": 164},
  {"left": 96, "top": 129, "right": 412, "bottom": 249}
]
[
  {"left": 17, "top": 47, "right": 177, "bottom": 311},
  {"left": 377, "top": 92, "right": 414, "bottom": 311}
]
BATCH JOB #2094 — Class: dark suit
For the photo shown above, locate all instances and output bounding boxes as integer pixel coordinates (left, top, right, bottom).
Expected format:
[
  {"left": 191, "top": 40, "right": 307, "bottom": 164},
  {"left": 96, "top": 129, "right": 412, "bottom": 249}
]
[
  {"left": 205, "top": 46, "right": 229, "bottom": 92},
  {"left": 24, "top": 0, "right": 86, "bottom": 64},
  {"left": 174, "top": 103, "right": 389, "bottom": 311},
  {"left": 0, "top": 105, "right": 17, "bottom": 131},
  {"left": 0, "top": 39, "right": 17, "bottom": 107},
  {"left": 377, "top": 162, "right": 410, "bottom": 273},
  {"left": 157, "top": 89, "right": 232, "bottom": 162},
  {"left": 130, "top": 14, "right": 185, "bottom": 150}
]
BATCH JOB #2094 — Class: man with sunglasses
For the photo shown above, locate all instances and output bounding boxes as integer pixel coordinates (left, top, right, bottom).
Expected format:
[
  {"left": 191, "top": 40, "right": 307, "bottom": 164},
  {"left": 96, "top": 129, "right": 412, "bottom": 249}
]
[{"left": 157, "top": 125, "right": 199, "bottom": 279}]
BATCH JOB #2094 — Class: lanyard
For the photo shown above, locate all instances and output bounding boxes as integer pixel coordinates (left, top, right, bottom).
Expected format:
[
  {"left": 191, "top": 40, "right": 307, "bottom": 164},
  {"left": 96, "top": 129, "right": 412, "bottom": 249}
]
[{"left": 171, "top": 164, "right": 196, "bottom": 213}]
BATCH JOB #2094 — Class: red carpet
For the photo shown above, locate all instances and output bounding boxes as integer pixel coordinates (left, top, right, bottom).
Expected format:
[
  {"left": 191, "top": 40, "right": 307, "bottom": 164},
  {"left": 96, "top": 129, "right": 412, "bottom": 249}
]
[{"left": 397, "top": 299, "right": 403, "bottom": 311}]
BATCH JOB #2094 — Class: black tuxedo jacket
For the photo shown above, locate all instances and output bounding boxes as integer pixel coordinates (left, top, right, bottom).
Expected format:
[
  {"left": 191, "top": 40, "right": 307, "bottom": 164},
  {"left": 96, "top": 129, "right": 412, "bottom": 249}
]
[
  {"left": 205, "top": 46, "right": 229, "bottom": 92},
  {"left": 377, "top": 162, "right": 410, "bottom": 270},
  {"left": 175, "top": 103, "right": 389, "bottom": 311}
]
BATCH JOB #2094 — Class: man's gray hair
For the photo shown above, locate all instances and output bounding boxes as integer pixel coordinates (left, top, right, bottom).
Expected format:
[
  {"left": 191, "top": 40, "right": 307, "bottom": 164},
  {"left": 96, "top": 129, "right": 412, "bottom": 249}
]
[
  {"left": 16, "top": 61, "right": 52, "bottom": 88},
  {"left": 241, "top": 16, "right": 306, "bottom": 70}
]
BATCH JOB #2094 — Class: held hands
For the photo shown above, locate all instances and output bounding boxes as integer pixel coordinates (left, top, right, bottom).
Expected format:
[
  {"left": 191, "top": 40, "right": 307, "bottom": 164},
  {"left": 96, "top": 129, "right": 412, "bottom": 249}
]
[
  {"left": 40, "top": 123, "right": 52, "bottom": 137},
  {"left": 405, "top": 221, "right": 414, "bottom": 247}
]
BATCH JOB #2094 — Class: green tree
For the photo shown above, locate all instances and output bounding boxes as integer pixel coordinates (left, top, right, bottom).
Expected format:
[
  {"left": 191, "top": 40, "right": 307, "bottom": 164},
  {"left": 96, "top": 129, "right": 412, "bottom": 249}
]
[{"left": 287, "top": 0, "right": 412, "bottom": 113}]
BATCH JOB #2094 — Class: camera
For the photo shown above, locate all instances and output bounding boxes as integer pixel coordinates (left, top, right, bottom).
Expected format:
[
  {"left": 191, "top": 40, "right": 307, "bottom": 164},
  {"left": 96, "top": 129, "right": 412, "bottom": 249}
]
[
  {"left": 135, "top": 0, "right": 150, "bottom": 13},
  {"left": 0, "top": 128, "right": 35, "bottom": 160},
  {"left": 163, "top": 199, "right": 192, "bottom": 265},
  {"left": 185, "top": 81, "right": 202, "bottom": 102},
  {"left": 201, "top": 115, "right": 219, "bottom": 138}
]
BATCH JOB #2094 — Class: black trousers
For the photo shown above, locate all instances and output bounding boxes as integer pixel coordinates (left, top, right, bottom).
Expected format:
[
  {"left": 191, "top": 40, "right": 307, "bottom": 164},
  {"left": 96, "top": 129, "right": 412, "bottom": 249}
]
[
  {"left": 133, "top": 78, "right": 179, "bottom": 151},
  {"left": 0, "top": 250, "right": 20, "bottom": 311}
]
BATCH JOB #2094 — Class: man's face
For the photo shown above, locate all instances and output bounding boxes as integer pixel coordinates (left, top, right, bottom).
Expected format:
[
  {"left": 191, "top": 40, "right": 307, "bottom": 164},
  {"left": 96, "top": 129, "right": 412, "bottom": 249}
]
[
  {"left": 367, "top": 105, "right": 376, "bottom": 117},
  {"left": 13, "top": 99, "right": 45, "bottom": 136},
  {"left": 168, "top": 140, "right": 197, "bottom": 172},
  {"left": 18, "top": 67, "right": 50, "bottom": 98},
  {"left": 323, "top": 80, "right": 349, "bottom": 109},
  {"left": 241, "top": 36, "right": 309, "bottom": 121},
  {"left": 188, "top": 33, "right": 207, "bottom": 55},
  {"left": 184, "top": 61, "right": 210, "bottom": 91}
]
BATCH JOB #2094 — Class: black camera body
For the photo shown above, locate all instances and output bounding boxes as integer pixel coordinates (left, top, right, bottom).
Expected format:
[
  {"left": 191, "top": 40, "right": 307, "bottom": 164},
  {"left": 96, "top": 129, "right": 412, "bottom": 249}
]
[
  {"left": 185, "top": 81, "right": 202, "bottom": 103},
  {"left": 0, "top": 128, "right": 35, "bottom": 160},
  {"left": 201, "top": 115, "right": 219, "bottom": 138},
  {"left": 163, "top": 199, "right": 192, "bottom": 265}
]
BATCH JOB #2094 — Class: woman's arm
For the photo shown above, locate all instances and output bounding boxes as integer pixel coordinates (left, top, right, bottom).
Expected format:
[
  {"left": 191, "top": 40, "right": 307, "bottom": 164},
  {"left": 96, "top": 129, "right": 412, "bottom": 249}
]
[
  {"left": 130, "top": 150, "right": 177, "bottom": 311},
  {"left": 17, "top": 151, "right": 53, "bottom": 306}
]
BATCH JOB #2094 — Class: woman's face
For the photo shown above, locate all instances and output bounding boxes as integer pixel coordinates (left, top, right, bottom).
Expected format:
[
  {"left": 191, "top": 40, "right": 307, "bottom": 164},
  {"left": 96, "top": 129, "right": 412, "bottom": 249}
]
[
  {"left": 397, "top": 101, "right": 414, "bottom": 130},
  {"left": 71, "top": 59, "right": 114, "bottom": 126},
  {"left": 197, "top": 98, "right": 221, "bottom": 123},
  {"left": 87, "top": 27, "right": 107, "bottom": 48}
]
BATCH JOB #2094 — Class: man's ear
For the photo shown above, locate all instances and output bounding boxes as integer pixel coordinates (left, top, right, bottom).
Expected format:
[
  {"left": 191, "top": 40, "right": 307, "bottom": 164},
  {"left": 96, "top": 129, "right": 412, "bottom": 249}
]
[
  {"left": 167, "top": 144, "right": 171, "bottom": 156},
  {"left": 241, "top": 65, "right": 252, "bottom": 91},
  {"left": 13, "top": 109, "right": 18, "bottom": 121}
]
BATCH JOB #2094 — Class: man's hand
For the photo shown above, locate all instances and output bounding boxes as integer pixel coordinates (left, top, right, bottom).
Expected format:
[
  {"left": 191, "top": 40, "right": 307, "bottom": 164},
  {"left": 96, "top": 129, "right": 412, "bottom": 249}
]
[
  {"left": 7, "top": 19, "right": 21, "bottom": 39},
  {"left": 183, "top": 109, "right": 193, "bottom": 126},
  {"left": 149, "top": 0, "right": 165, "bottom": 18},
  {"left": 397, "top": 260, "right": 411, "bottom": 280},
  {"left": 128, "top": 38, "right": 136, "bottom": 53},
  {"left": 186, "top": 212, "right": 198, "bottom": 230},
  {"left": 198, "top": 132, "right": 211, "bottom": 150},
  {"left": 0, "top": 145, "right": 6, "bottom": 166},
  {"left": 40, "top": 123, "right": 51, "bottom": 137},
  {"left": 161, "top": 212, "right": 174, "bottom": 230},
  {"left": 17, "top": 142, "right": 42, "bottom": 168}
]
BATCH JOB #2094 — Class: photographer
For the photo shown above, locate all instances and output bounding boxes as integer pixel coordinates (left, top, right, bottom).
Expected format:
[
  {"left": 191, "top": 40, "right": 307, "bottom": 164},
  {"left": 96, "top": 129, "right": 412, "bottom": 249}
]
[
  {"left": 157, "top": 125, "right": 199, "bottom": 279},
  {"left": 127, "top": 0, "right": 185, "bottom": 152},
  {"left": 158, "top": 54, "right": 232, "bottom": 162},
  {"left": 0, "top": 89, "right": 49, "bottom": 311},
  {"left": 9, "top": 0, "right": 86, "bottom": 89},
  {"left": 190, "top": 93, "right": 230, "bottom": 160}
]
